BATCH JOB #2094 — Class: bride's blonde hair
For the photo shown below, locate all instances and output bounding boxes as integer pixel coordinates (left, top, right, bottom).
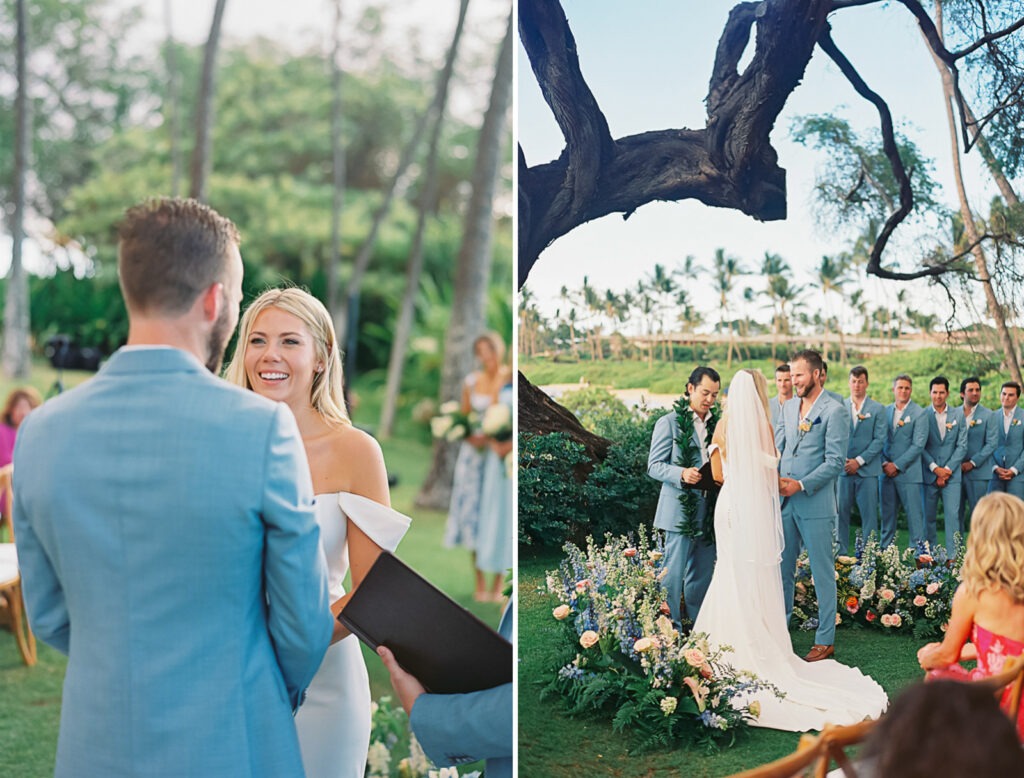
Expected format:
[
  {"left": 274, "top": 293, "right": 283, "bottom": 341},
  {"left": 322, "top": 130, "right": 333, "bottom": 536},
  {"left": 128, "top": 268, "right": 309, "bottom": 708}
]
[{"left": 713, "top": 369, "right": 772, "bottom": 452}]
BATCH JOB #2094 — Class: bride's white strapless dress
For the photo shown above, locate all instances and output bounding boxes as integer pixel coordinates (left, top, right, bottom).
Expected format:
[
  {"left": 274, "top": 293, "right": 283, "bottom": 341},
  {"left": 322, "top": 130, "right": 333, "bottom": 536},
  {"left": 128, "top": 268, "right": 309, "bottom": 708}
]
[
  {"left": 692, "top": 448, "right": 887, "bottom": 732},
  {"left": 294, "top": 491, "right": 411, "bottom": 778}
]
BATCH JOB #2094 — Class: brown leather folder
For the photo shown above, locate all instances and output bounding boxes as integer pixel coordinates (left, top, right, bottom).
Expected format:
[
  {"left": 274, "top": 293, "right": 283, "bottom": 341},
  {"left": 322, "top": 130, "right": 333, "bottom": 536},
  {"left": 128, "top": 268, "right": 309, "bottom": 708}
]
[{"left": 338, "top": 551, "right": 512, "bottom": 694}]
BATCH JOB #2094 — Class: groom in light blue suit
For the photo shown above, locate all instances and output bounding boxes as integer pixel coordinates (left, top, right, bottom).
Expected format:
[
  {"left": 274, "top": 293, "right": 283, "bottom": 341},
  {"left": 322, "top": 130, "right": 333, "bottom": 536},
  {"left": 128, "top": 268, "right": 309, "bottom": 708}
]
[
  {"left": 12, "top": 199, "right": 333, "bottom": 778},
  {"left": 776, "top": 350, "right": 849, "bottom": 661},
  {"left": 920, "top": 376, "right": 968, "bottom": 554},
  {"left": 880, "top": 374, "right": 929, "bottom": 548},
  {"left": 837, "top": 365, "right": 886, "bottom": 553},
  {"left": 647, "top": 366, "right": 721, "bottom": 625}
]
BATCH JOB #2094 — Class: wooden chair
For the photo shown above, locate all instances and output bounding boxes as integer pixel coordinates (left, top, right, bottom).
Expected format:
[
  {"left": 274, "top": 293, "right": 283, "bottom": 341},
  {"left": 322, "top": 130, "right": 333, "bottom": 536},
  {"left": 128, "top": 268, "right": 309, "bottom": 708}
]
[
  {"left": 971, "top": 653, "right": 1024, "bottom": 725},
  {"left": 0, "top": 464, "right": 12, "bottom": 542},
  {"left": 725, "top": 718, "right": 879, "bottom": 778},
  {"left": 0, "top": 543, "right": 37, "bottom": 666}
]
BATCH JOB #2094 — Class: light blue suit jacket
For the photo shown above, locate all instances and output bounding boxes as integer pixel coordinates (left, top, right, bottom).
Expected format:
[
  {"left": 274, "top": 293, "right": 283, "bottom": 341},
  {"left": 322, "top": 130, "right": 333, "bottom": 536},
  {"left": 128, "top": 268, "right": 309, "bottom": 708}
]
[
  {"left": 883, "top": 401, "right": 928, "bottom": 484},
  {"left": 775, "top": 393, "right": 849, "bottom": 519},
  {"left": 769, "top": 395, "right": 783, "bottom": 428},
  {"left": 12, "top": 348, "right": 334, "bottom": 778},
  {"left": 410, "top": 602, "right": 513, "bottom": 778},
  {"left": 963, "top": 405, "right": 998, "bottom": 480},
  {"left": 991, "top": 406, "right": 1024, "bottom": 473},
  {"left": 922, "top": 405, "right": 968, "bottom": 484},
  {"left": 843, "top": 397, "right": 887, "bottom": 478},
  {"left": 648, "top": 410, "right": 710, "bottom": 533}
]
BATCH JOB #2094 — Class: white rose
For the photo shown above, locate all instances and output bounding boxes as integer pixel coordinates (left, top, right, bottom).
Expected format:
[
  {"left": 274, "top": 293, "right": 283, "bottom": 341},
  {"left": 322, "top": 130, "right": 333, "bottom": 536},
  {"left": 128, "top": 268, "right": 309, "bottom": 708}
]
[
  {"left": 430, "top": 416, "right": 454, "bottom": 437},
  {"left": 446, "top": 424, "right": 467, "bottom": 442},
  {"left": 481, "top": 403, "right": 512, "bottom": 435},
  {"left": 439, "top": 400, "right": 461, "bottom": 415}
]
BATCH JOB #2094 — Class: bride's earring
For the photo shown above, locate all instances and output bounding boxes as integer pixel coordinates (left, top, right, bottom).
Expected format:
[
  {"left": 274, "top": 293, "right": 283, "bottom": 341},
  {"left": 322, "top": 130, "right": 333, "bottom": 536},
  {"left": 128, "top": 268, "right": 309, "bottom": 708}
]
[{"left": 316, "top": 365, "right": 324, "bottom": 374}]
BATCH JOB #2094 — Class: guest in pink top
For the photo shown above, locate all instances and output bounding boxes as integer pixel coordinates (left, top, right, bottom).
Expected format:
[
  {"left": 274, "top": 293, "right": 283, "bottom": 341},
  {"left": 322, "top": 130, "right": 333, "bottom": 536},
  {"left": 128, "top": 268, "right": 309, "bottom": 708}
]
[
  {"left": 0, "top": 387, "right": 42, "bottom": 516},
  {"left": 918, "top": 491, "right": 1024, "bottom": 741}
]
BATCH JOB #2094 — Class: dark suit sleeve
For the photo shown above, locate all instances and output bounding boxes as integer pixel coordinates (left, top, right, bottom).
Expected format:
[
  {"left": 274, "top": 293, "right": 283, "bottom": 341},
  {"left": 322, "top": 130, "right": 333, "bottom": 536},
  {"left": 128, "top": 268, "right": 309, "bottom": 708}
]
[
  {"left": 11, "top": 419, "right": 70, "bottom": 654},
  {"left": 261, "top": 404, "right": 334, "bottom": 711}
]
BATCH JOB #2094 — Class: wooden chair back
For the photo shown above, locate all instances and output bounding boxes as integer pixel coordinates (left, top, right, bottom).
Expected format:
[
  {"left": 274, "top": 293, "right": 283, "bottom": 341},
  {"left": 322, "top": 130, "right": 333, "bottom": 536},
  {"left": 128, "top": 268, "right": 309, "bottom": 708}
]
[
  {"left": 0, "top": 464, "right": 12, "bottom": 541},
  {"left": 972, "top": 653, "right": 1024, "bottom": 724},
  {"left": 723, "top": 732, "right": 822, "bottom": 778},
  {"left": 723, "top": 717, "right": 879, "bottom": 778}
]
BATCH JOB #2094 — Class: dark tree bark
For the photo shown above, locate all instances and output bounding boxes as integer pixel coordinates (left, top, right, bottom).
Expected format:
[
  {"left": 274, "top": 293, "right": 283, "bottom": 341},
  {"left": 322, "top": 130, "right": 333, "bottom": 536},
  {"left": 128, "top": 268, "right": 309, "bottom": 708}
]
[
  {"left": 378, "top": 0, "right": 470, "bottom": 439},
  {"left": 3, "top": 0, "right": 31, "bottom": 379},
  {"left": 416, "top": 10, "right": 514, "bottom": 511},
  {"left": 327, "top": 0, "right": 345, "bottom": 322},
  {"left": 518, "top": 371, "right": 611, "bottom": 467},
  {"left": 189, "top": 0, "right": 228, "bottom": 202}
]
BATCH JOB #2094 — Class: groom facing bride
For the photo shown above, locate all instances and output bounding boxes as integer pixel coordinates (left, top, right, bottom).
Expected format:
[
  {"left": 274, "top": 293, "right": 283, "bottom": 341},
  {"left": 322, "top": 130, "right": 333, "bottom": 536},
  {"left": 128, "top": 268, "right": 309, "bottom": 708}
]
[{"left": 776, "top": 349, "right": 850, "bottom": 661}]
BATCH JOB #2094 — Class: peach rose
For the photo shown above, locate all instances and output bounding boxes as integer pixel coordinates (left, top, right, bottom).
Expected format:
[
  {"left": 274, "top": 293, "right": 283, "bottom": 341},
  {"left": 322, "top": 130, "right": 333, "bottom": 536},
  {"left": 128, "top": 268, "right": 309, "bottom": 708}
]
[
  {"left": 575, "top": 579, "right": 590, "bottom": 592},
  {"left": 700, "top": 662, "right": 713, "bottom": 679},
  {"left": 926, "top": 582, "right": 940, "bottom": 595},
  {"left": 553, "top": 605, "right": 571, "bottom": 620},
  {"left": 890, "top": 614, "right": 902, "bottom": 627},
  {"left": 624, "top": 547, "right": 637, "bottom": 557},
  {"left": 633, "top": 637, "right": 653, "bottom": 653},
  {"left": 579, "top": 630, "right": 599, "bottom": 649},
  {"left": 879, "top": 588, "right": 896, "bottom": 602},
  {"left": 913, "top": 595, "right": 927, "bottom": 607},
  {"left": 683, "top": 648, "right": 706, "bottom": 667}
]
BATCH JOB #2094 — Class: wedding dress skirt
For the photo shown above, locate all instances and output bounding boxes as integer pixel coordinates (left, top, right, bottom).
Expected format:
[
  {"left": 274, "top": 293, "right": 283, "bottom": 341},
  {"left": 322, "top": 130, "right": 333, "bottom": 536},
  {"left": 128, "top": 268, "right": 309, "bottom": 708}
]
[
  {"left": 294, "top": 492, "right": 411, "bottom": 778},
  {"left": 693, "top": 470, "right": 888, "bottom": 731}
]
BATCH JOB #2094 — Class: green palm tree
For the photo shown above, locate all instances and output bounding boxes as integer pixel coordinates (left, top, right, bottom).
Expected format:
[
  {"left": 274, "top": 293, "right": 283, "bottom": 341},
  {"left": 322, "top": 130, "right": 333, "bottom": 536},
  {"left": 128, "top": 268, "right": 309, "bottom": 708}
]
[
  {"left": 761, "top": 252, "right": 802, "bottom": 360},
  {"left": 559, "top": 285, "right": 581, "bottom": 361},
  {"left": 713, "top": 248, "right": 745, "bottom": 368},
  {"left": 814, "top": 254, "right": 849, "bottom": 362}
]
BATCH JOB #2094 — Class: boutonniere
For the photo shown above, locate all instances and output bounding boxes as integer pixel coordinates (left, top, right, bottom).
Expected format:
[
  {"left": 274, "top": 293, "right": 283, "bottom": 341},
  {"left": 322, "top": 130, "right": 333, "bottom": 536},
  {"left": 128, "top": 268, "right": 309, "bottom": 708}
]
[
  {"left": 799, "top": 420, "right": 811, "bottom": 433},
  {"left": 1013, "top": 419, "right": 1022, "bottom": 427},
  {"left": 969, "top": 419, "right": 981, "bottom": 427},
  {"left": 945, "top": 421, "right": 957, "bottom": 430},
  {"left": 857, "top": 413, "right": 870, "bottom": 420},
  {"left": 897, "top": 418, "right": 907, "bottom": 427}
]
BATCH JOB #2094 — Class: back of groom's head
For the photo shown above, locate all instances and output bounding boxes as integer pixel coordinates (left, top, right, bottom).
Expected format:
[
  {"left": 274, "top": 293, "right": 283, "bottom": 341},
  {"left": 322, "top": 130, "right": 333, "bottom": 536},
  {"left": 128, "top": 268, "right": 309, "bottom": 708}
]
[{"left": 117, "top": 198, "right": 241, "bottom": 316}]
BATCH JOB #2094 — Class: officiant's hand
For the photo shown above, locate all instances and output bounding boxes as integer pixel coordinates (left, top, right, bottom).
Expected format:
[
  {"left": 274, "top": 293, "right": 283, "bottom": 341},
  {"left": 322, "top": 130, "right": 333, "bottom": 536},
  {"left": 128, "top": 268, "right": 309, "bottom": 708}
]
[
  {"left": 377, "top": 646, "right": 426, "bottom": 716},
  {"left": 778, "top": 478, "right": 801, "bottom": 497},
  {"left": 681, "top": 467, "right": 702, "bottom": 485}
]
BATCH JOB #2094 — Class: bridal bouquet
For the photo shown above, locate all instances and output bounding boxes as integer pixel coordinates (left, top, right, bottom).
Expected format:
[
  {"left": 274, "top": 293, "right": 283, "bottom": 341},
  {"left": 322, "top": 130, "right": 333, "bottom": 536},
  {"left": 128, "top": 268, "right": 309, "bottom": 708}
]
[
  {"left": 480, "top": 403, "right": 513, "bottom": 442},
  {"left": 429, "top": 402, "right": 478, "bottom": 443},
  {"left": 543, "top": 529, "right": 779, "bottom": 752}
]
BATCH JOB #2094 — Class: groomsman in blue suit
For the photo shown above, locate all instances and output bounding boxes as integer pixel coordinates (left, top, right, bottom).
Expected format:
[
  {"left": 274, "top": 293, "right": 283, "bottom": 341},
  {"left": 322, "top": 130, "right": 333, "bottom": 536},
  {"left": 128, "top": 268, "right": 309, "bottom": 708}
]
[
  {"left": 989, "top": 381, "right": 1024, "bottom": 499},
  {"left": 776, "top": 349, "right": 849, "bottom": 661},
  {"left": 819, "top": 361, "right": 845, "bottom": 404},
  {"left": 880, "top": 374, "right": 929, "bottom": 548},
  {"left": 920, "top": 376, "right": 969, "bottom": 554},
  {"left": 769, "top": 363, "right": 793, "bottom": 428},
  {"left": 958, "top": 377, "right": 998, "bottom": 533},
  {"left": 647, "top": 366, "right": 721, "bottom": 625},
  {"left": 837, "top": 365, "right": 886, "bottom": 553}
]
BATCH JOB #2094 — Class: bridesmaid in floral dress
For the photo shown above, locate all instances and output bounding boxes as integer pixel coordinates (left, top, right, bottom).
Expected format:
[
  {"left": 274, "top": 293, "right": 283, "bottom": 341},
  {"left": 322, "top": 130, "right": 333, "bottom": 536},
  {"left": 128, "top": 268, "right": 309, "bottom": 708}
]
[
  {"left": 443, "top": 332, "right": 512, "bottom": 601},
  {"left": 918, "top": 492, "right": 1024, "bottom": 741}
]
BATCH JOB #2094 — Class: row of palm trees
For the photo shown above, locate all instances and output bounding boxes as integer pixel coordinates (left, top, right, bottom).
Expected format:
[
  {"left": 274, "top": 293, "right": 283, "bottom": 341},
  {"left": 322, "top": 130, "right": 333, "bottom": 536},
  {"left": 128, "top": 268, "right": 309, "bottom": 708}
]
[{"left": 518, "top": 250, "right": 941, "bottom": 364}]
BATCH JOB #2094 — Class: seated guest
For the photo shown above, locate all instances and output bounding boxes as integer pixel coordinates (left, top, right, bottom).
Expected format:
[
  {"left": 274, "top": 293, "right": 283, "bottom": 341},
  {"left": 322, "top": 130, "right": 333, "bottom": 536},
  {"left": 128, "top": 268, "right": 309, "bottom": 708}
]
[
  {"left": 0, "top": 386, "right": 42, "bottom": 523},
  {"left": 918, "top": 492, "right": 1024, "bottom": 741},
  {"left": 860, "top": 680, "right": 1024, "bottom": 777}
]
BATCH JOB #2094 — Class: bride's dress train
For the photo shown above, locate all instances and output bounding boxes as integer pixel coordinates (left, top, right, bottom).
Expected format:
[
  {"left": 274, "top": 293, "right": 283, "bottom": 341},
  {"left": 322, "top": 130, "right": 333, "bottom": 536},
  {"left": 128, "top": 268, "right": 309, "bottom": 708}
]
[{"left": 692, "top": 373, "right": 887, "bottom": 732}]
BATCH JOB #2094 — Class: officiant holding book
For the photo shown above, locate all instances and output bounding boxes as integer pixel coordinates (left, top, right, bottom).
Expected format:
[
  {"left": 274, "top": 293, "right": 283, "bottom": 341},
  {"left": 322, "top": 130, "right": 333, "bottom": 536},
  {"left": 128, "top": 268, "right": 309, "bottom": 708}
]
[{"left": 647, "top": 366, "right": 722, "bottom": 626}]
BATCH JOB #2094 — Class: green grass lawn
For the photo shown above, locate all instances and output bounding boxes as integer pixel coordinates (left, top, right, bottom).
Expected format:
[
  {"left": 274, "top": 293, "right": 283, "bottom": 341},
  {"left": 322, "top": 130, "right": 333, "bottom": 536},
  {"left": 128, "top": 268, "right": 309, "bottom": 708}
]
[
  {"left": 518, "top": 543, "right": 927, "bottom": 778},
  {"left": 0, "top": 361, "right": 499, "bottom": 775}
]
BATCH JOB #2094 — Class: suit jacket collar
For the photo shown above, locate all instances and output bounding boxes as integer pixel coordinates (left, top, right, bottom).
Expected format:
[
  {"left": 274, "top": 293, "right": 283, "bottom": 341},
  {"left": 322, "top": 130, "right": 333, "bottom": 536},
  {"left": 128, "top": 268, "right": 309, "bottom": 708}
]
[{"left": 103, "top": 346, "right": 210, "bottom": 376}]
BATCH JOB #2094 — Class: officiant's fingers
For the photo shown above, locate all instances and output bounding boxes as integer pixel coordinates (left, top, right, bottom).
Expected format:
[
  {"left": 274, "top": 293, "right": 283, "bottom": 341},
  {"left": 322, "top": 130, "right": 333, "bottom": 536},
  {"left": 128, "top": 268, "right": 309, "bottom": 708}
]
[{"left": 377, "top": 646, "right": 426, "bottom": 716}]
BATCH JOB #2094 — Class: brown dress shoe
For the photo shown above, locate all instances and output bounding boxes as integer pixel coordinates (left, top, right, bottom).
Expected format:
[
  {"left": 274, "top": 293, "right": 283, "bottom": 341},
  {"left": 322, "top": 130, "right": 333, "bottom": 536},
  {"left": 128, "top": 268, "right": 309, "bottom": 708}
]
[{"left": 804, "top": 644, "right": 835, "bottom": 662}]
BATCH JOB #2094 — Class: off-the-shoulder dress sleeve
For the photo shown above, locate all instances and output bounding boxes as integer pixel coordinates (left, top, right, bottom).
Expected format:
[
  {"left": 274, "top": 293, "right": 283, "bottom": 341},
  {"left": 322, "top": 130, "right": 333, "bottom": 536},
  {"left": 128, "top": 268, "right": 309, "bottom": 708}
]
[{"left": 337, "top": 492, "right": 411, "bottom": 552}]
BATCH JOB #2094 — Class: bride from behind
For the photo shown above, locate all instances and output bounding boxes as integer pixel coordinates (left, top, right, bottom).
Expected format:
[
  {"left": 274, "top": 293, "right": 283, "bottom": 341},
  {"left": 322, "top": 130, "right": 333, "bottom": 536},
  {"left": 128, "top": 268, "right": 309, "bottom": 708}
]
[
  {"left": 693, "top": 369, "right": 887, "bottom": 731},
  {"left": 226, "top": 288, "right": 410, "bottom": 777}
]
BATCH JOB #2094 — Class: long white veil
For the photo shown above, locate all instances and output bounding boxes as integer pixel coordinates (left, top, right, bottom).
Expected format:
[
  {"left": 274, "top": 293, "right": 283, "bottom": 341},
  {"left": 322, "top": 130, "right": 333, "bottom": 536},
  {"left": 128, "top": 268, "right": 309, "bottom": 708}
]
[{"left": 723, "top": 370, "right": 785, "bottom": 567}]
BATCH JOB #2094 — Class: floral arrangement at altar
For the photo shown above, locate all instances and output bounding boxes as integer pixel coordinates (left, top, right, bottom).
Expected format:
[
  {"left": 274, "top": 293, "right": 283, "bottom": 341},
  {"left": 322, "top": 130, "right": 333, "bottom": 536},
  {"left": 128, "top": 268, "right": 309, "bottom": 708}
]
[
  {"left": 364, "top": 696, "right": 480, "bottom": 778},
  {"left": 791, "top": 534, "right": 964, "bottom": 639},
  {"left": 543, "top": 529, "right": 780, "bottom": 752}
]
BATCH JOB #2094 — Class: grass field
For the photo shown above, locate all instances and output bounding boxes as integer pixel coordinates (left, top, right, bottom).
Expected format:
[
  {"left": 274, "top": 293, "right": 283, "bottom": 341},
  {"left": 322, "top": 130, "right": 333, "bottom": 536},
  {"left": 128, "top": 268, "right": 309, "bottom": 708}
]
[
  {"left": 518, "top": 544, "right": 925, "bottom": 778},
  {"left": 0, "top": 360, "right": 499, "bottom": 776},
  {"left": 520, "top": 347, "right": 1012, "bottom": 408}
]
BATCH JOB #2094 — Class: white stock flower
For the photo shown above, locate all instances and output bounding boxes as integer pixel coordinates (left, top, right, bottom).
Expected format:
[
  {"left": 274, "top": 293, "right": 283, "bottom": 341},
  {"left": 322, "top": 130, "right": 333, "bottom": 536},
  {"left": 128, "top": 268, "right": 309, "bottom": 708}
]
[
  {"left": 439, "top": 401, "right": 461, "bottom": 415},
  {"left": 481, "top": 403, "right": 512, "bottom": 435},
  {"left": 407, "top": 733, "right": 430, "bottom": 774},
  {"left": 446, "top": 424, "right": 467, "bottom": 442},
  {"left": 431, "top": 416, "right": 454, "bottom": 437},
  {"left": 366, "top": 741, "right": 391, "bottom": 776}
]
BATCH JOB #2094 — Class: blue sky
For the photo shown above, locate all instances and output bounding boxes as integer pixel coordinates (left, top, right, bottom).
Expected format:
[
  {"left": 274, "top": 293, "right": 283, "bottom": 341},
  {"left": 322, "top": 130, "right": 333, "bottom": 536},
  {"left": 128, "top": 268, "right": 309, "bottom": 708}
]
[{"left": 517, "top": 1, "right": 1005, "bottom": 334}]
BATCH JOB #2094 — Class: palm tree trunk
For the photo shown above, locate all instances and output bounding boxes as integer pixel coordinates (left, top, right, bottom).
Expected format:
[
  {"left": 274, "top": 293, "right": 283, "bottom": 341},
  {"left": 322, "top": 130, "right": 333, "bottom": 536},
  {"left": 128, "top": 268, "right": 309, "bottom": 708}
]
[
  {"left": 327, "top": 0, "right": 345, "bottom": 328},
  {"left": 164, "top": 0, "right": 181, "bottom": 197},
  {"left": 189, "top": 0, "right": 228, "bottom": 202},
  {"left": 925, "top": 9, "right": 1022, "bottom": 385},
  {"left": 415, "top": 10, "right": 512, "bottom": 510},
  {"left": 3, "top": 0, "right": 30, "bottom": 379},
  {"left": 378, "top": 0, "right": 469, "bottom": 439}
]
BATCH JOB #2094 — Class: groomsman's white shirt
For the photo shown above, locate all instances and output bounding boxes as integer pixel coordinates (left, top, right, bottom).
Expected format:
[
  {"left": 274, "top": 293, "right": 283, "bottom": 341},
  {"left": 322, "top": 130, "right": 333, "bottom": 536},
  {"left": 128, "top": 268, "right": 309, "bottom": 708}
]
[
  {"left": 851, "top": 397, "right": 870, "bottom": 466},
  {"left": 928, "top": 405, "right": 948, "bottom": 472},
  {"left": 893, "top": 402, "right": 909, "bottom": 428},
  {"left": 965, "top": 404, "right": 982, "bottom": 467}
]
